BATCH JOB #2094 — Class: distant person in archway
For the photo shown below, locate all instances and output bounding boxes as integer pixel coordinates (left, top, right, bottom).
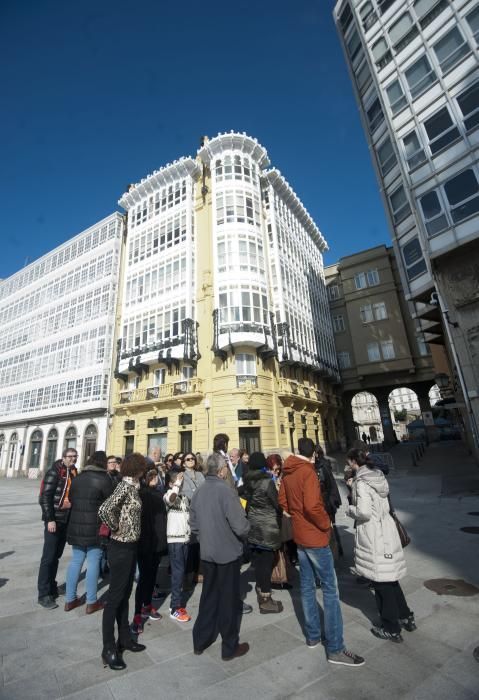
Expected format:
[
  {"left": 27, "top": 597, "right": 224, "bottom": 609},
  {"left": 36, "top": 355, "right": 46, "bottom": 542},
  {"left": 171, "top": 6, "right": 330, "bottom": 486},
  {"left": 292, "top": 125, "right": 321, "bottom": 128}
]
[{"left": 361, "top": 432, "right": 368, "bottom": 444}]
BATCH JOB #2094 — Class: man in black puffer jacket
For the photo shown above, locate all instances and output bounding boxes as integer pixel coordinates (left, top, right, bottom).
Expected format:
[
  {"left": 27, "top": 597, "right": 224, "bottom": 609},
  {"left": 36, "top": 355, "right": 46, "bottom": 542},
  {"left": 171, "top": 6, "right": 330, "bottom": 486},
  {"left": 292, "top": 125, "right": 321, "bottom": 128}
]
[
  {"left": 37, "top": 448, "right": 78, "bottom": 609},
  {"left": 64, "top": 451, "right": 113, "bottom": 614}
]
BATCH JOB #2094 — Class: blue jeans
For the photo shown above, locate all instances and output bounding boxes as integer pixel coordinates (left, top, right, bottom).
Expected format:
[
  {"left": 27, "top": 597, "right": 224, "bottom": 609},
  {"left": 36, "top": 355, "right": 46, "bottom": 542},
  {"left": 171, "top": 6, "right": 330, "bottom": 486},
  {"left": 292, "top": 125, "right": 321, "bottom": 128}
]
[
  {"left": 298, "top": 545, "right": 344, "bottom": 653},
  {"left": 168, "top": 542, "right": 188, "bottom": 610},
  {"left": 66, "top": 545, "right": 102, "bottom": 604}
]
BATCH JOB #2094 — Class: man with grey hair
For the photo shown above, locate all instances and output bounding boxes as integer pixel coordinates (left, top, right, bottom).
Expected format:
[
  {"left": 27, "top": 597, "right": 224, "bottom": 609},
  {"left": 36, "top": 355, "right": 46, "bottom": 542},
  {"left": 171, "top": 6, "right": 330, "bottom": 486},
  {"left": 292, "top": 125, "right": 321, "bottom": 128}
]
[{"left": 190, "top": 453, "right": 250, "bottom": 661}]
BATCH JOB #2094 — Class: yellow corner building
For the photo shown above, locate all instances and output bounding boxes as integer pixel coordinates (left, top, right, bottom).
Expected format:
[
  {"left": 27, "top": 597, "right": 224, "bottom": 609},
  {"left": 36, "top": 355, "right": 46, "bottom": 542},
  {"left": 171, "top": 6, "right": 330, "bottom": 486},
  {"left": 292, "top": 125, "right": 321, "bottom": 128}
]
[{"left": 108, "top": 133, "right": 343, "bottom": 458}]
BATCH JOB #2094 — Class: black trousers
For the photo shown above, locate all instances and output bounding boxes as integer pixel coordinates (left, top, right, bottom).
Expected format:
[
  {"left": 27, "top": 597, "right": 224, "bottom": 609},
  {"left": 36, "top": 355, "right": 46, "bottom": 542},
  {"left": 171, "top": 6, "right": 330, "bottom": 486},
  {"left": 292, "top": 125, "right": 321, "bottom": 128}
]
[
  {"left": 251, "top": 548, "right": 275, "bottom": 594},
  {"left": 135, "top": 551, "right": 161, "bottom": 615},
  {"left": 374, "top": 581, "right": 411, "bottom": 634},
  {"left": 102, "top": 540, "right": 137, "bottom": 649},
  {"left": 37, "top": 522, "right": 68, "bottom": 597},
  {"left": 185, "top": 542, "right": 201, "bottom": 579},
  {"left": 193, "top": 558, "right": 241, "bottom": 658}
]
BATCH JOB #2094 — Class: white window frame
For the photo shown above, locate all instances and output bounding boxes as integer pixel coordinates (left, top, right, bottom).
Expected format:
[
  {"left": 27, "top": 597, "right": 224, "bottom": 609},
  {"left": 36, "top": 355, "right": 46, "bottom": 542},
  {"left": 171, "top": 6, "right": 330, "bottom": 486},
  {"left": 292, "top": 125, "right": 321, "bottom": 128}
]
[
  {"left": 403, "top": 130, "right": 426, "bottom": 169},
  {"left": 236, "top": 353, "right": 256, "bottom": 377},
  {"left": 338, "top": 351, "right": 352, "bottom": 369},
  {"left": 154, "top": 368, "right": 166, "bottom": 386},
  {"left": 443, "top": 169, "right": 479, "bottom": 224},
  {"left": 433, "top": 26, "right": 469, "bottom": 74},
  {"left": 386, "top": 79, "right": 407, "bottom": 114},
  {"left": 381, "top": 339, "right": 396, "bottom": 360},
  {"left": 424, "top": 106, "right": 460, "bottom": 155},
  {"left": 466, "top": 6, "right": 479, "bottom": 43},
  {"left": 390, "top": 186, "right": 411, "bottom": 224},
  {"left": 328, "top": 284, "right": 340, "bottom": 300},
  {"left": 376, "top": 137, "right": 397, "bottom": 176},
  {"left": 405, "top": 55, "right": 436, "bottom": 99},
  {"left": 367, "top": 269, "right": 380, "bottom": 286},
  {"left": 419, "top": 190, "right": 449, "bottom": 236},
  {"left": 457, "top": 81, "right": 479, "bottom": 132},
  {"left": 360, "top": 304, "right": 374, "bottom": 323},
  {"left": 354, "top": 272, "right": 367, "bottom": 289},
  {"left": 373, "top": 302, "right": 388, "bottom": 320},
  {"left": 333, "top": 315, "right": 346, "bottom": 333},
  {"left": 367, "top": 342, "right": 381, "bottom": 362}
]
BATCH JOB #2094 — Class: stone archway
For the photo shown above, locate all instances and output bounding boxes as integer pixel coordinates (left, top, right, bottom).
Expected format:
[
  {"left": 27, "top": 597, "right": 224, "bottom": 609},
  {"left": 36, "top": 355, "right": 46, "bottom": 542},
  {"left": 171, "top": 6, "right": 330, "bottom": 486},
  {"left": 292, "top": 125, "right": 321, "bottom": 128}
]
[
  {"left": 388, "top": 387, "right": 421, "bottom": 442},
  {"left": 351, "top": 392, "right": 382, "bottom": 445}
]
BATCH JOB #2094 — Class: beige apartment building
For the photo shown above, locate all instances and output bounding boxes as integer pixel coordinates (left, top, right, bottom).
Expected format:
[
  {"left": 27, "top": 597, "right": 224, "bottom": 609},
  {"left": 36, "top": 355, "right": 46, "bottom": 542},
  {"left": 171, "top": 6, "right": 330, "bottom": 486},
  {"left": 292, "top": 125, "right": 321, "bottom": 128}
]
[{"left": 325, "top": 244, "right": 443, "bottom": 445}]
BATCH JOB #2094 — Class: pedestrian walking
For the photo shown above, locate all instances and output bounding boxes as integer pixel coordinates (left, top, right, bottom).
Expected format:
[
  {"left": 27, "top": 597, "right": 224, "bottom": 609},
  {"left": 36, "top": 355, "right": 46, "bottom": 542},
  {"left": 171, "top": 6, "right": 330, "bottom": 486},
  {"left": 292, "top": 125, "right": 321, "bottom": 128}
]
[
  {"left": 346, "top": 448, "right": 416, "bottom": 643},
  {"left": 37, "top": 448, "right": 78, "bottom": 609},
  {"left": 64, "top": 451, "right": 113, "bottom": 614},
  {"left": 98, "top": 453, "right": 147, "bottom": 671},
  {"left": 190, "top": 453, "right": 250, "bottom": 660},
  {"left": 279, "top": 437, "right": 365, "bottom": 667},
  {"left": 243, "top": 452, "right": 283, "bottom": 613}
]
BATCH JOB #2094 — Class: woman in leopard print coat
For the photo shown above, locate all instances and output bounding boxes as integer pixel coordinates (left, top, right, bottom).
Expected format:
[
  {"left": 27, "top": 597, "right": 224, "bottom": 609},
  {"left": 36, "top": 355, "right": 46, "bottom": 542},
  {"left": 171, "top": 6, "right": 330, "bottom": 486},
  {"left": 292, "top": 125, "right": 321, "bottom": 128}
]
[{"left": 98, "top": 453, "right": 147, "bottom": 670}]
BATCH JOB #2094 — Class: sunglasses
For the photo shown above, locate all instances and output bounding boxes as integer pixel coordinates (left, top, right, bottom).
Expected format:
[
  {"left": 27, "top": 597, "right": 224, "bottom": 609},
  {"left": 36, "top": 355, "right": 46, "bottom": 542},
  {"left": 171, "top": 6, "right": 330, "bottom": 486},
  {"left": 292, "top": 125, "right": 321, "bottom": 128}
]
[{"left": 185, "top": 457, "right": 195, "bottom": 461}]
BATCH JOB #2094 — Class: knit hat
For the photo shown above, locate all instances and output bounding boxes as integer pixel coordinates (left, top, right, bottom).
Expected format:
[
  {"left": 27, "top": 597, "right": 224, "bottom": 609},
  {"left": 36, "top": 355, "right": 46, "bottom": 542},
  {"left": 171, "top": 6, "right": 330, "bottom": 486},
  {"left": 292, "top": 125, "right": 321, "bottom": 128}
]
[{"left": 248, "top": 452, "right": 268, "bottom": 471}]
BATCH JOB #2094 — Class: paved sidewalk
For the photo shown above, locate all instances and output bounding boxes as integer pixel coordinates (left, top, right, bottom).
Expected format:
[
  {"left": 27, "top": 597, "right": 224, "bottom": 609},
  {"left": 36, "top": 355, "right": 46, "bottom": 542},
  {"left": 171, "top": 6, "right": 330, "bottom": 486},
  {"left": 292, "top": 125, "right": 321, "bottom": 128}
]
[{"left": 0, "top": 442, "right": 478, "bottom": 699}]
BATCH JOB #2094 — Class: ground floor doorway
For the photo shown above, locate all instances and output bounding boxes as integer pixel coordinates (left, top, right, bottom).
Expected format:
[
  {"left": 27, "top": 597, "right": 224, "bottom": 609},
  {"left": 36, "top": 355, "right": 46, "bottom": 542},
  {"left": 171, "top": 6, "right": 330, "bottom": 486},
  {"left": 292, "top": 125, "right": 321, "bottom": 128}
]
[{"left": 239, "top": 428, "right": 261, "bottom": 454}]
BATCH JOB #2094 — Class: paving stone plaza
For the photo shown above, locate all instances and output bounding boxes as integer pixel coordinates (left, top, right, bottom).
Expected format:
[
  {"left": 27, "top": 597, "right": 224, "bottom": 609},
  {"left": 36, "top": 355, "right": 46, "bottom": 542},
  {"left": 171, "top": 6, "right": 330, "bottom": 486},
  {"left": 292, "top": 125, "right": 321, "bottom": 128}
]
[{"left": 1, "top": 442, "right": 478, "bottom": 700}]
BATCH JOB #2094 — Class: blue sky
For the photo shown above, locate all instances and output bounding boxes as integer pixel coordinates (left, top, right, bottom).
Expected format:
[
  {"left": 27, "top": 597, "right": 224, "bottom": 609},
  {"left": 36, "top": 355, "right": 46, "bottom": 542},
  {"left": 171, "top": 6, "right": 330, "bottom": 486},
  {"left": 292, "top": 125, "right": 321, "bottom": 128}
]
[{"left": 1, "top": 0, "right": 390, "bottom": 278}]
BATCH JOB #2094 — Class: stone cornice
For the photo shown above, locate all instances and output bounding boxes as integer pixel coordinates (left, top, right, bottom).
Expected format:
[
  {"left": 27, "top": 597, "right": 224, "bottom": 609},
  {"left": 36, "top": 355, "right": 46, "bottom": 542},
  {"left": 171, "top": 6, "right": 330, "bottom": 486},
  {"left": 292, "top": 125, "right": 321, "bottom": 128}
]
[
  {"left": 119, "top": 158, "right": 201, "bottom": 211},
  {"left": 197, "top": 131, "right": 270, "bottom": 169},
  {"left": 264, "top": 169, "right": 328, "bottom": 252}
]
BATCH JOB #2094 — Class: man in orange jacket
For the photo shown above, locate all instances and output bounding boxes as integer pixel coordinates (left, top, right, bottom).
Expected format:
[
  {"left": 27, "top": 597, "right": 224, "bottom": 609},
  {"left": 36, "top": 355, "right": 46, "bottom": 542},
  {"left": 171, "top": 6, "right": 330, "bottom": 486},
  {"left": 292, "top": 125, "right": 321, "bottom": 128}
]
[{"left": 279, "top": 437, "right": 364, "bottom": 667}]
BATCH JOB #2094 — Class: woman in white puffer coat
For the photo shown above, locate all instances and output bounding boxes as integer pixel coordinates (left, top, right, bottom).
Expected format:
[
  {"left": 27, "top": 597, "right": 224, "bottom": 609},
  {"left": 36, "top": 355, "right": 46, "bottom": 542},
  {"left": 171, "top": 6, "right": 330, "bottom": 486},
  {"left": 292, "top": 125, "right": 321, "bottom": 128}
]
[{"left": 346, "top": 448, "right": 416, "bottom": 643}]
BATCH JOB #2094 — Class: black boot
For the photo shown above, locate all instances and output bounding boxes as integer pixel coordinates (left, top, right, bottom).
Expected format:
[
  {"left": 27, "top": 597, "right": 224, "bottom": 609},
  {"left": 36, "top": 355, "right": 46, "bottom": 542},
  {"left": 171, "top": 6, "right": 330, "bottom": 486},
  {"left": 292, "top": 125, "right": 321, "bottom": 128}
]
[
  {"left": 117, "top": 638, "right": 146, "bottom": 653},
  {"left": 101, "top": 647, "right": 126, "bottom": 670}
]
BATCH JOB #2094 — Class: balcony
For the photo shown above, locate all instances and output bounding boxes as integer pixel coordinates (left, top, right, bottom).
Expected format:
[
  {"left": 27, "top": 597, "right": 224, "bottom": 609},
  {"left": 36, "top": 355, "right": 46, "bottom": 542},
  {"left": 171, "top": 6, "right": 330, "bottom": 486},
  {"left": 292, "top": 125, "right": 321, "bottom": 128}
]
[
  {"left": 118, "top": 379, "right": 204, "bottom": 405},
  {"left": 236, "top": 375, "right": 258, "bottom": 388},
  {"left": 278, "top": 379, "right": 323, "bottom": 404}
]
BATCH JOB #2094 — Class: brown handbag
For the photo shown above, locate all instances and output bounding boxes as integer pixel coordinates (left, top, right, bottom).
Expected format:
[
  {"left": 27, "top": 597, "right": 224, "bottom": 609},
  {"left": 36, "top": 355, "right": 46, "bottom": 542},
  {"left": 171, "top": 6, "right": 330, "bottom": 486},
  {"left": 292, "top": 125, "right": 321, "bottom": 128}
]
[
  {"left": 271, "top": 549, "right": 294, "bottom": 585},
  {"left": 388, "top": 495, "right": 410, "bottom": 548}
]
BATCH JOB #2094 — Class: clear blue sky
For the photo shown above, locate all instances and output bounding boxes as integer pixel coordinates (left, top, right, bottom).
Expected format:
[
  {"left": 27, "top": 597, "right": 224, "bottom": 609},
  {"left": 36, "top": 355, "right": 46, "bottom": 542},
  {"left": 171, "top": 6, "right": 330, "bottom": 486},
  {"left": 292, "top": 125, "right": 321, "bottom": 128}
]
[{"left": 0, "top": 0, "right": 390, "bottom": 279}]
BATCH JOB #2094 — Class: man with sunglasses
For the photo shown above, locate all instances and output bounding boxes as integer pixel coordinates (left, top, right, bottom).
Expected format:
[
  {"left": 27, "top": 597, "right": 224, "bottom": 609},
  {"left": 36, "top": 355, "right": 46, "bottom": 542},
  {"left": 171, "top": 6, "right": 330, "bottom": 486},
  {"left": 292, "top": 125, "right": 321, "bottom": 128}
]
[{"left": 37, "top": 448, "right": 78, "bottom": 609}]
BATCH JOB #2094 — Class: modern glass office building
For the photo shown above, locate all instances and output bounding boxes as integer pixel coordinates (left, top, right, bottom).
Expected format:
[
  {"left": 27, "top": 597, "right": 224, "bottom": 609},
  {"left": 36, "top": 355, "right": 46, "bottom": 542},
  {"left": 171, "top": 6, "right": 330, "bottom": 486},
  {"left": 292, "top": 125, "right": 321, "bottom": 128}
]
[
  {"left": 333, "top": 0, "right": 479, "bottom": 450},
  {"left": 0, "top": 214, "right": 123, "bottom": 475}
]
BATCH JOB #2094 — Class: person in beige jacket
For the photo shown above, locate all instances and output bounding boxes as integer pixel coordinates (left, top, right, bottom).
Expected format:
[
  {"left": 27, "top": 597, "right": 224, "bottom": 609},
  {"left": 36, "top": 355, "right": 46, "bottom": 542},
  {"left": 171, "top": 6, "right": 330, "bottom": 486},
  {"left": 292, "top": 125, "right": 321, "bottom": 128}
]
[{"left": 346, "top": 448, "right": 416, "bottom": 643}]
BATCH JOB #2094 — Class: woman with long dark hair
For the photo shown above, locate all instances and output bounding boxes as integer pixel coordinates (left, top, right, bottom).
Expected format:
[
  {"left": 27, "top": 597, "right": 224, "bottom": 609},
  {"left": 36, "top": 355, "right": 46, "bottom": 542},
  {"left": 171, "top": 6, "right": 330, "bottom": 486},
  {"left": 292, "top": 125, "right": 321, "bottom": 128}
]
[
  {"left": 65, "top": 451, "right": 113, "bottom": 613},
  {"left": 243, "top": 452, "right": 283, "bottom": 614},
  {"left": 98, "top": 453, "right": 147, "bottom": 670},
  {"left": 131, "top": 468, "right": 167, "bottom": 635}
]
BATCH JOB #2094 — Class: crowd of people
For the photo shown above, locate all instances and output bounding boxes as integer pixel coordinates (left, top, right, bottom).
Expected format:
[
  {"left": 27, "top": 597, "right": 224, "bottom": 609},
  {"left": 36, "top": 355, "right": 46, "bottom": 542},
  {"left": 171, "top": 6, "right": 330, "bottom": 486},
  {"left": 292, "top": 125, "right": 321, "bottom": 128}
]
[{"left": 37, "top": 433, "right": 416, "bottom": 671}]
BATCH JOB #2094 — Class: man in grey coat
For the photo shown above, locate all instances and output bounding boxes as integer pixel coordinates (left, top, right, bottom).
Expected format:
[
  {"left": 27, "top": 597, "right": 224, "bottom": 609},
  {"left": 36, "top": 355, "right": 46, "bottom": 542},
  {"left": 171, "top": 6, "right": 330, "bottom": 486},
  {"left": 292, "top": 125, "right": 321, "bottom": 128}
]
[{"left": 190, "top": 452, "right": 250, "bottom": 661}]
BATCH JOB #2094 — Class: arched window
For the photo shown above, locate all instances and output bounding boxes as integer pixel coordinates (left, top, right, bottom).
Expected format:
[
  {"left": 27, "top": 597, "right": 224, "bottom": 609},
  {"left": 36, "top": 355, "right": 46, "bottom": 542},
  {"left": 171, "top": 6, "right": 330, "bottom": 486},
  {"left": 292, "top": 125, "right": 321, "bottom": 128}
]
[
  {"left": 83, "top": 424, "right": 97, "bottom": 465},
  {"left": 29, "top": 430, "right": 43, "bottom": 469},
  {"left": 64, "top": 426, "right": 77, "bottom": 450},
  {"left": 0, "top": 434, "right": 5, "bottom": 467},
  {"left": 45, "top": 428, "right": 58, "bottom": 469},
  {"left": 7, "top": 433, "right": 18, "bottom": 471}
]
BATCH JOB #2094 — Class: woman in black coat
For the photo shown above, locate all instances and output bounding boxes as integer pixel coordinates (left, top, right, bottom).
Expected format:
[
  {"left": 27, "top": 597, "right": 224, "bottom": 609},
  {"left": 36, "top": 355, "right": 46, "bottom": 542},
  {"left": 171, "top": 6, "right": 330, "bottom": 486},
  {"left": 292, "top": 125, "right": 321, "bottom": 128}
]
[
  {"left": 65, "top": 451, "right": 113, "bottom": 614},
  {"left": 131, "top": 468, "right": 168, "bottom": 634},
  {"left": 243, "top": 452, "right": 283, "bottom": 614}
]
